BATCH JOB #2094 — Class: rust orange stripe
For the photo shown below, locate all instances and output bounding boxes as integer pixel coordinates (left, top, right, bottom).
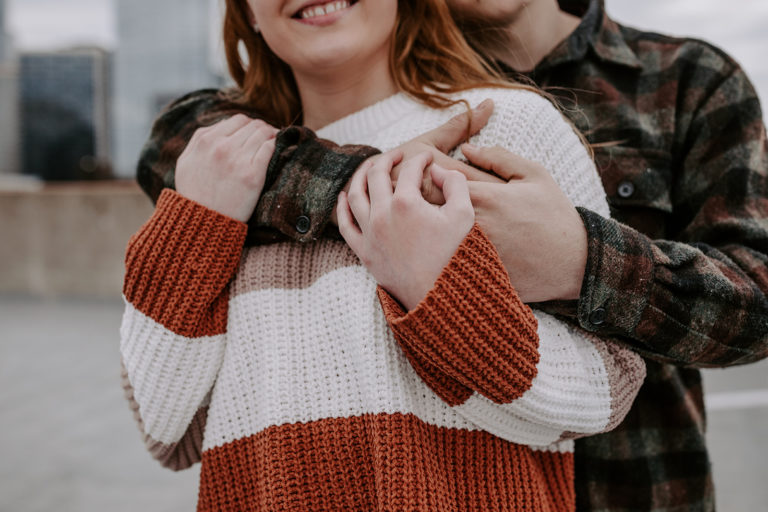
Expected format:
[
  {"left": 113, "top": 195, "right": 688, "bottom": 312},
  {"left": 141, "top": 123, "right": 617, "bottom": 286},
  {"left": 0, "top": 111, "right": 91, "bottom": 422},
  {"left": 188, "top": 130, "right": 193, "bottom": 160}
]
[
  {"left": 197, "top": 413, "right": 574, "bottom": 512},
  {"left": 123, "top": 189, "right": 246, "bottom": 338}
]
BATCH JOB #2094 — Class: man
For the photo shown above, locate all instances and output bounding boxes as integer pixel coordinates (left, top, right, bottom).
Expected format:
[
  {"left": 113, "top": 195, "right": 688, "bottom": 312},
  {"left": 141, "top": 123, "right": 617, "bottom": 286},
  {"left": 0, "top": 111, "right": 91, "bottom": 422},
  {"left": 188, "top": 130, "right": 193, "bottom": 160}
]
[
  {"left": 137, "top": 0, "right": 768, "bottom": 509},
  {"left": 447, "top": 0, "right": 768, "bottom": 509}
]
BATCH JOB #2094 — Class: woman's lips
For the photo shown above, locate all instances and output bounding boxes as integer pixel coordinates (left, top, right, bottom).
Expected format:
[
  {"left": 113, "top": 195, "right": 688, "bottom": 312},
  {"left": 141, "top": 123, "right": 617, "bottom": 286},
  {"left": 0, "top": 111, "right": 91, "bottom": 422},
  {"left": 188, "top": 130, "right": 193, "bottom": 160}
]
[{"left": 294, "top": 0, "right": 355, "bottom": 25}]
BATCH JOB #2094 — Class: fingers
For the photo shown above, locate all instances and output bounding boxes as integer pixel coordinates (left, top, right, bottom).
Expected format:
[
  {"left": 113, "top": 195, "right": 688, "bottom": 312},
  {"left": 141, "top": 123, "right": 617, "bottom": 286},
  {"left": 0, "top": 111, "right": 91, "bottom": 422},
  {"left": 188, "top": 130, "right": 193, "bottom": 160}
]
[
  {"left": 208, "top": 114, "right": 257, "bottom": 138},
  {"left": 460, "top": 144, "right": 543, "bottom": 181},
  {"left": 248, "top": 138, "right": 275, "bottom": 190},
  {"left": 432, "top": 152, "right": 502, "bottom": 184},
  {"left": 415, "top": 99, "right": 494, "bottom": 153},
  {"left": 394, "top": 152, "right": 432, "bottom": 199},
  {"left": 347, "top": 159, "right": 372, "bottom": 232},
  {"left": 336, "top": 191, "right": 363, "bottom": 250},
  {"left": 430, "top": 165, "right": 473, "bottom": 218},
  {"left": 367, "top": 154, "right": 396, "bottom": 205},
  {"left": 242, "top": 123, "right": 278, "bottom": 159}
]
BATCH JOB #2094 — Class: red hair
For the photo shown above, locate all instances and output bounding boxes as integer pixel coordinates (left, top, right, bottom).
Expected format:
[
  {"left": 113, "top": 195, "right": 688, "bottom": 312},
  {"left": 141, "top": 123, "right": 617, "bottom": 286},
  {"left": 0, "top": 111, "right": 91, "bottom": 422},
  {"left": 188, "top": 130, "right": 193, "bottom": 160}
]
[{"left": 222, "top": 0, "right": 538, "bottom": 127}]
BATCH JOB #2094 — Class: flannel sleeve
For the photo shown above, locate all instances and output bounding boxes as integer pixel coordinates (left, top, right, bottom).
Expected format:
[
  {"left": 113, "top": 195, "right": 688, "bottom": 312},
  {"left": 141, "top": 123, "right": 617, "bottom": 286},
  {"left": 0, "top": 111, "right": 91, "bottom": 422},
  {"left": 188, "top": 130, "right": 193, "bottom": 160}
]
[
  {"left": 566, "top": 53, "right": 768, "bottom": 368},
  {"left": 136, "top": 88, "right": 380, "bottom": 245}
]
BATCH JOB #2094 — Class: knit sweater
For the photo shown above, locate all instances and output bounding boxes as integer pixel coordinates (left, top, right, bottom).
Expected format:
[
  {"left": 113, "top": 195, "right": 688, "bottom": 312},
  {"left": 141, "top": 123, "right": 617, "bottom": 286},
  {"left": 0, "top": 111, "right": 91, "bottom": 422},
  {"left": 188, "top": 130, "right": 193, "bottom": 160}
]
[{"left": 120, "top": 87, "right": 645, "bottom": 511}]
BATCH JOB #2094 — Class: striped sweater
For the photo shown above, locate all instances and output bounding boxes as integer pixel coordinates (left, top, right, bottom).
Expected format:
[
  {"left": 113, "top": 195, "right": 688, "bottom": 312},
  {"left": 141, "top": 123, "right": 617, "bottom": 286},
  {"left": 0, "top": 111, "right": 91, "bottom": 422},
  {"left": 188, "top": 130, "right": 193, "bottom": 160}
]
[{"left": 120, "top": 88, "right": 646, "bottom": 511}]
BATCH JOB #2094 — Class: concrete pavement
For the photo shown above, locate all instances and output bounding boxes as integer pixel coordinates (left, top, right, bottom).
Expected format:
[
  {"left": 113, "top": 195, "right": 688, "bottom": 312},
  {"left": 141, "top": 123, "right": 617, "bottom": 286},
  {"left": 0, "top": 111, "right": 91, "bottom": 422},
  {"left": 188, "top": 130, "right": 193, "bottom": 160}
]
[{"left": 1, "top": 295, "right": 766, "bottom": 511}]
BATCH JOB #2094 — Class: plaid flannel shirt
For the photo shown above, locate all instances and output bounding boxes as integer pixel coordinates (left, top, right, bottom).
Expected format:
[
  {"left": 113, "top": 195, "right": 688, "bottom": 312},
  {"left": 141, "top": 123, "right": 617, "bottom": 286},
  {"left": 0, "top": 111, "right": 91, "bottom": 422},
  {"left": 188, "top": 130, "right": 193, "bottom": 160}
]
[
  {"left": 135, "top": 1, "right": 768, "bottom": 509},
  {"left": 524, "top": 2, "right": 768, "bottom": 510},
  {"left": 136, "top": 89, "right": 379, "bottom": 245}
]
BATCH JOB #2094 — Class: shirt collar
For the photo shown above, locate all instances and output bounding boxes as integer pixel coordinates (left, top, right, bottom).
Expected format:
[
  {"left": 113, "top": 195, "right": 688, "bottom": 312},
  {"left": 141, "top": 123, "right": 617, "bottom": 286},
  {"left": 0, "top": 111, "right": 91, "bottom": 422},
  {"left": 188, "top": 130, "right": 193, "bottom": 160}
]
[{"left": 534, "top": 0, "right": 642, "bottom": 73}]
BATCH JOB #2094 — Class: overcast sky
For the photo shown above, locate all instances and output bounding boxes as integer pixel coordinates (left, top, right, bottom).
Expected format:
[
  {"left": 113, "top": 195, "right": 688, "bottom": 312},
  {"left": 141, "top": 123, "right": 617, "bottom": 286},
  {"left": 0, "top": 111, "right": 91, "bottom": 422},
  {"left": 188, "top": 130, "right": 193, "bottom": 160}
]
[{"left": 6, "top": 0, "right": 768, "bottom": 108}]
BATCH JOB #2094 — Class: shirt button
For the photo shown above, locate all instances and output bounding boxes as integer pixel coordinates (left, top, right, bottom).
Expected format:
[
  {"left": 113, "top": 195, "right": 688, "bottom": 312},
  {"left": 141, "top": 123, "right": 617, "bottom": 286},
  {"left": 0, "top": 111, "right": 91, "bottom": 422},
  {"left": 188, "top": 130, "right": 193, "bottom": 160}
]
[
  {"left": 589, "top": 307, "right": 607, "bottom": 326},
  {"left": 296, "top": 215, "right": 311, "bottom": 234},
  {"left": 617, "top": 181, "right": 635, "bottom": 198}
]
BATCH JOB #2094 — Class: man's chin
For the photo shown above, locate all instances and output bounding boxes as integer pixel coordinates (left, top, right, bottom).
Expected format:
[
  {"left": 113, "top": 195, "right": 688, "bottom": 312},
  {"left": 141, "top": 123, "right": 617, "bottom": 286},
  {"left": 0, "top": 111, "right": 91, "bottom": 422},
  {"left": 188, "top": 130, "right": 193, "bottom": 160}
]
[{"left": 447, "top": 4, "right": 524, "bottom": 30}]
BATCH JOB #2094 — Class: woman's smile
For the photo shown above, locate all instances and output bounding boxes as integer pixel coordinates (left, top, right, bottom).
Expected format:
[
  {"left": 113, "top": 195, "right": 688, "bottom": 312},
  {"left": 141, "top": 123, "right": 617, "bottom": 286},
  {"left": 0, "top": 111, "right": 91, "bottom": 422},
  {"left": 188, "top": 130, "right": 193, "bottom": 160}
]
[{"left": 294, "top": 0, "right": 358, "bottom": 25}]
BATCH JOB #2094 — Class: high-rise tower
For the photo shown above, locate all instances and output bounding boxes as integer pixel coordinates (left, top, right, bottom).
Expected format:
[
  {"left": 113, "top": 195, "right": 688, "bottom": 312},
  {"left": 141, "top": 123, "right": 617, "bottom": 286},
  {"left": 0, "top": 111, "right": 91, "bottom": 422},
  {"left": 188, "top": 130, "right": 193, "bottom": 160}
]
[{"left": 113, "top": 0, "right": 225, "bottom": 177}]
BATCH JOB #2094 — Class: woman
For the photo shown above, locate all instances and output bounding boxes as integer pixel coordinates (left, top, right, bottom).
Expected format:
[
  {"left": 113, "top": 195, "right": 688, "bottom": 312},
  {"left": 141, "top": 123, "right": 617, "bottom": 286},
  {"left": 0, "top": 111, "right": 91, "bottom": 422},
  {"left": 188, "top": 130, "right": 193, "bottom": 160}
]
[{"left": 120, "top": 1, "right": 644, "bottom": 510}]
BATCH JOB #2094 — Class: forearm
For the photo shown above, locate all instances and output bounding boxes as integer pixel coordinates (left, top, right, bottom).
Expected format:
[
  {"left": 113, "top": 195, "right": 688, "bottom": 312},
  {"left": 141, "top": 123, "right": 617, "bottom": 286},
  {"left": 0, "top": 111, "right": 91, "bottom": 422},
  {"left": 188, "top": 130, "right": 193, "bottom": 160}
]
[
  {"left": 121, "top": 189, "right": 246, "bottom": 469},
  {"left": 380, "top": 226, "right": 645, "bottom": 445},
  {"left": 566, "top": 208, "right": 768, "bottom": 368}
]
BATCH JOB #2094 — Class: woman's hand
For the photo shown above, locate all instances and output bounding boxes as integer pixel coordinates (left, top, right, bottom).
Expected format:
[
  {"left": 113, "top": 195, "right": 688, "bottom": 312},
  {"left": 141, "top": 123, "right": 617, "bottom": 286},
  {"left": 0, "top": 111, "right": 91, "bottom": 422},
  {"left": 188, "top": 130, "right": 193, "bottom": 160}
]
[
  {"left": 176, "top": 114, "right": 278, "bottom": 222},
  {"left": 330, "top": 99, "right": 497, "bottom": 226},
  {"left": 337, "top": 151, "right": 475, "bottom": 311}
]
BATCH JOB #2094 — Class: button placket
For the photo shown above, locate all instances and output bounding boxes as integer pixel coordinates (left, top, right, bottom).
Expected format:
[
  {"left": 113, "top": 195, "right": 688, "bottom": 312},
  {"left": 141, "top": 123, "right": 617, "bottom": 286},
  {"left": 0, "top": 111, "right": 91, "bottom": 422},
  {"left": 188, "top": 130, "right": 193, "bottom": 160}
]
[
  {"left": 617, "top": 181, "right": 635, "bottom": 198},
  {"left": 588, "top": 307, "right": 607, "bottom": 326},
  {"left": 296, "top": 215, "right": 311, "bottom": 234}
]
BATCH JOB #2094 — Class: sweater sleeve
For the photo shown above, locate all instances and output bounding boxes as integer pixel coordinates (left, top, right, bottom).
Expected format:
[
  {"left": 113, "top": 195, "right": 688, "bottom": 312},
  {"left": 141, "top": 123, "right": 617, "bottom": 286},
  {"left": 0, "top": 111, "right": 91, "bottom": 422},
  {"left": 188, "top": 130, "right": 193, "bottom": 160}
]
[
  {"left": 379, "top": 225, "right": 646, "bottom": 446},
  {"left": 120, "top": 189, "right": 247, "bottom": 470}
]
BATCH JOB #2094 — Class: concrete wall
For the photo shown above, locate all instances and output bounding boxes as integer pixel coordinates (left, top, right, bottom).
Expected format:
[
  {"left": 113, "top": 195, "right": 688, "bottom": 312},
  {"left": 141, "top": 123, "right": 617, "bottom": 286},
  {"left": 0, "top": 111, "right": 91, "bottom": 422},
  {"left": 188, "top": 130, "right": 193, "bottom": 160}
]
[{"left": 0, "top": 181, "right": 154, "bottom": 297}]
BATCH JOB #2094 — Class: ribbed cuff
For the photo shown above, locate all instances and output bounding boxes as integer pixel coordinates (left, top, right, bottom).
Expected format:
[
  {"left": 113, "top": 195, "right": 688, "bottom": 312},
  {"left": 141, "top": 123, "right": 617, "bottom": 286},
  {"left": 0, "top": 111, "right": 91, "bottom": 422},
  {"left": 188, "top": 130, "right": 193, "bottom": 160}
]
[
  {"left": 378, "top": 224, "right": 540, "bottom": 405},
  {"left": 124, "top": 189, "right": 247, "bottom": 337}
]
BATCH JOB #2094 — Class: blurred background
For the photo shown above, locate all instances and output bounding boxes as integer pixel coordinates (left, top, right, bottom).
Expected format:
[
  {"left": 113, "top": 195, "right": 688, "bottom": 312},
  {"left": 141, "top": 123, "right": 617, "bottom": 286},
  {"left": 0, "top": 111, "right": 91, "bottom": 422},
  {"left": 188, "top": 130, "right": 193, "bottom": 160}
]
[{"left": 0, "top": 0, "right": 766, "bottom": 511}]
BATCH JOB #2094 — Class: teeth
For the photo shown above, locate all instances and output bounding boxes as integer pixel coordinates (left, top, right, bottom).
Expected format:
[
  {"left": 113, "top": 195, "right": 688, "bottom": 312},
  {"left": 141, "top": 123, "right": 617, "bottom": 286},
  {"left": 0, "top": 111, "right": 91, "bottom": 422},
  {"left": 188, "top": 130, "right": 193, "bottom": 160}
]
[{"left": 300, "top": 1, "right": 350, "bottom": 19}]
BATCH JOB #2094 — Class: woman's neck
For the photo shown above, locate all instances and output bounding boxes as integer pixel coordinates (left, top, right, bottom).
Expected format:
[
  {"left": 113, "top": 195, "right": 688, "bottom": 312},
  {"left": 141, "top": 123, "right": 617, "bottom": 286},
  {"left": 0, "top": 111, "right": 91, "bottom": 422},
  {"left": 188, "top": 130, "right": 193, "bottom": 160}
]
[
  {"left": 472, "top": 0, "right": 581, "bottom": 73},
  {"left": 293, "top": 49, "right": 398, "bottom": 131}
]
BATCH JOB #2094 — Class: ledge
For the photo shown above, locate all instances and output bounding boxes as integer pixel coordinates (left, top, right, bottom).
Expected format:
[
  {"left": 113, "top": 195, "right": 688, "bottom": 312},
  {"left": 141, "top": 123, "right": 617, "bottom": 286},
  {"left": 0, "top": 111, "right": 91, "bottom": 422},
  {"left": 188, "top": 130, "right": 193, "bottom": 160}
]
[{"left": 0, "top": 180, "right": 155, "bottom": 297}]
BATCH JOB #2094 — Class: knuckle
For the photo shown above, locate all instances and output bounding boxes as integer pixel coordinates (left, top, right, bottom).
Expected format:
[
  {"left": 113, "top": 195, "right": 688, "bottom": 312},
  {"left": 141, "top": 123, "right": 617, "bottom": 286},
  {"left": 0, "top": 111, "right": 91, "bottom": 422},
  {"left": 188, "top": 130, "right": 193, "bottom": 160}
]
[
  {"left": 346, "top": 187, "right": 363, "bottom": 204},
  {"left": 359, "top": 253, "right": 374, "bottom": 268},
  {"left": 211, "top": 143, "right": 230, "bottom": 162},
  {"left": 369, "top": 212, "right": 389, "bottom": 234},
  {"left": 190, "top": 126, "right": 212, "bottom": 146},
  {"left": 390, "top": 194, "right": 413, "bottom": 214},
  {"left": 254, "top": 124, "right": 275, "bottom": 138}
]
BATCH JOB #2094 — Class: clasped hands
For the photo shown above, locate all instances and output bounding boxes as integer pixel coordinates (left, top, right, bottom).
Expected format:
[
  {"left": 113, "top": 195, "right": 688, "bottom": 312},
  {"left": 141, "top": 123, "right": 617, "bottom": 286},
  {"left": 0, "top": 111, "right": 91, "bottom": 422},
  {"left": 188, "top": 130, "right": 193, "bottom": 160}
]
[
  {"left": 174, "top": 103, "right": 589, "bottom": 312},
  {"left": 336, "top": 100, "right": 589, "bottom": 309}
]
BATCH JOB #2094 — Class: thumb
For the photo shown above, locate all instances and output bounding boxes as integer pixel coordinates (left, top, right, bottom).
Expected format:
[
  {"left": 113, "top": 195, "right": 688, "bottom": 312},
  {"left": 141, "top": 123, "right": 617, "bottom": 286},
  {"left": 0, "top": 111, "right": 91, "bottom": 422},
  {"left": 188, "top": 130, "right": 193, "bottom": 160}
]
[
  {"left": 460, "top": 144, "right": 538, "bottom": 181},
  {"left": 430, "top": 164, "right": 472, "bottom": 214},
  {"left": 416, "top": 99, "right": 494, "bottom": 153}
]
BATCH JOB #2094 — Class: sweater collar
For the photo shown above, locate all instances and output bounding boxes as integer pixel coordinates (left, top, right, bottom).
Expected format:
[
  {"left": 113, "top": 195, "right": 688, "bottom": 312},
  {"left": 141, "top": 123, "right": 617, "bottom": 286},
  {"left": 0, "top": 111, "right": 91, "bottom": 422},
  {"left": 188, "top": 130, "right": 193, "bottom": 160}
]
[{"left": 316, "top": 92, "right": 419, "bottom": 144}]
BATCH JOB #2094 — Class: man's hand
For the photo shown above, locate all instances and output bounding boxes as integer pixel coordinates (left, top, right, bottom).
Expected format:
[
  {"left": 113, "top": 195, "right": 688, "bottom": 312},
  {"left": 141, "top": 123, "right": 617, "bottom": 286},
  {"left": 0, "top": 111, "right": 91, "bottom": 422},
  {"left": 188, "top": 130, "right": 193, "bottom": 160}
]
[
  {"left": 331, "top": 99, "right": 497, "bottom": 225},
  {"left": 460, "top": 144, "right": 589, "bottom": 303}
]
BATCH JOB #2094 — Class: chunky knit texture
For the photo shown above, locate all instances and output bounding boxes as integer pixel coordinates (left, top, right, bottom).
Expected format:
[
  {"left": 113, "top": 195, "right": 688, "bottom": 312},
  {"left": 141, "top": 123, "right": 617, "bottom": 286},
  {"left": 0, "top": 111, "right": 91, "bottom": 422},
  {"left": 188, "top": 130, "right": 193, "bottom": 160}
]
[{"left": 121, "top": 87, "right": 646, "bottom": 511}]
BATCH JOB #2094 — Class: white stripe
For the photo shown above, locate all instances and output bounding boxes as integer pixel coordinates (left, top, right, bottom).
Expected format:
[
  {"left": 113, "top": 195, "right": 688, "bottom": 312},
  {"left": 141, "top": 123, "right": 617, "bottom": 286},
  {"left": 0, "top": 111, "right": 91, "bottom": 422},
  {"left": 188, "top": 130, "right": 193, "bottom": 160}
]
[
  {"left": 456, "top": 312, "right": 613, "bottom": 445},
  {"left": 202, "top": 254, "right": 615, "bottom": 451},
  {"left": 120, "top": 299, "right": 226, "bottom": 444},
  {"left": 705, "top": 389, "right": 768, "bottom": 410},
  {"left": 203, "top": 264, "right": 479, "bottom": 450}
]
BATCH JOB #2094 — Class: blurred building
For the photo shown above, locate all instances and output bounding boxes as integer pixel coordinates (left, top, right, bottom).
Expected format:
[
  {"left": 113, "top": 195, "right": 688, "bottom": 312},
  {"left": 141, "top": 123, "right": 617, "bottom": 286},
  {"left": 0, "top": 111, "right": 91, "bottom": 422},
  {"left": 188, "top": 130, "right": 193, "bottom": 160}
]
[
  {"left": 19, "top": 48, "right": 112, "bottom": 180},
  {"left": 113, "top": 0, "right": 226, "bottom": 178},
  {"left": 0, "top": 0, "right": 19, "bottom": 175}
]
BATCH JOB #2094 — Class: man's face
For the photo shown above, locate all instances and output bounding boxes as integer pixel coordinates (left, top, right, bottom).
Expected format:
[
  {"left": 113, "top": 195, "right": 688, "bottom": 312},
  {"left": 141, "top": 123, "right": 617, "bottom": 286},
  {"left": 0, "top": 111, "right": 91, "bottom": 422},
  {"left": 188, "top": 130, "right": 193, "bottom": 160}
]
[{"left": 446, "top": 0, "right": 531, "bottom": 26}]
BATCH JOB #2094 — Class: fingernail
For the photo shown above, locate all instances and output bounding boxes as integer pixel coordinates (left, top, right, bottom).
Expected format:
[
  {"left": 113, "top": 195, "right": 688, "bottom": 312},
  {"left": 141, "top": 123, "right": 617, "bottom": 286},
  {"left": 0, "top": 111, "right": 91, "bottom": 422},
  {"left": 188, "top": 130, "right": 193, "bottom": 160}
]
[
  {"left": 462, "top": 143, "right": 477, "bottom": 150},
  {"left": 479, "top": 99, "right": 492, "bottom": 109}
]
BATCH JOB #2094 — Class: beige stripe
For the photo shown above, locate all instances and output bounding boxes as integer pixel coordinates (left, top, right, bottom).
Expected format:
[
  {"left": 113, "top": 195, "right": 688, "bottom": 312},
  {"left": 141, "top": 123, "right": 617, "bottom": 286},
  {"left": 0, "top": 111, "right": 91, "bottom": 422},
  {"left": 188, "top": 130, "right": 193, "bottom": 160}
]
[
  {"left": 121, "top": 360, "right": 207, "bottom": 471},
  {"left": 580, "top": 334, "right": 645, "bottom": 434},
  {"left": 231, "top": 239, "right": 362, "bottom": 297}
]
